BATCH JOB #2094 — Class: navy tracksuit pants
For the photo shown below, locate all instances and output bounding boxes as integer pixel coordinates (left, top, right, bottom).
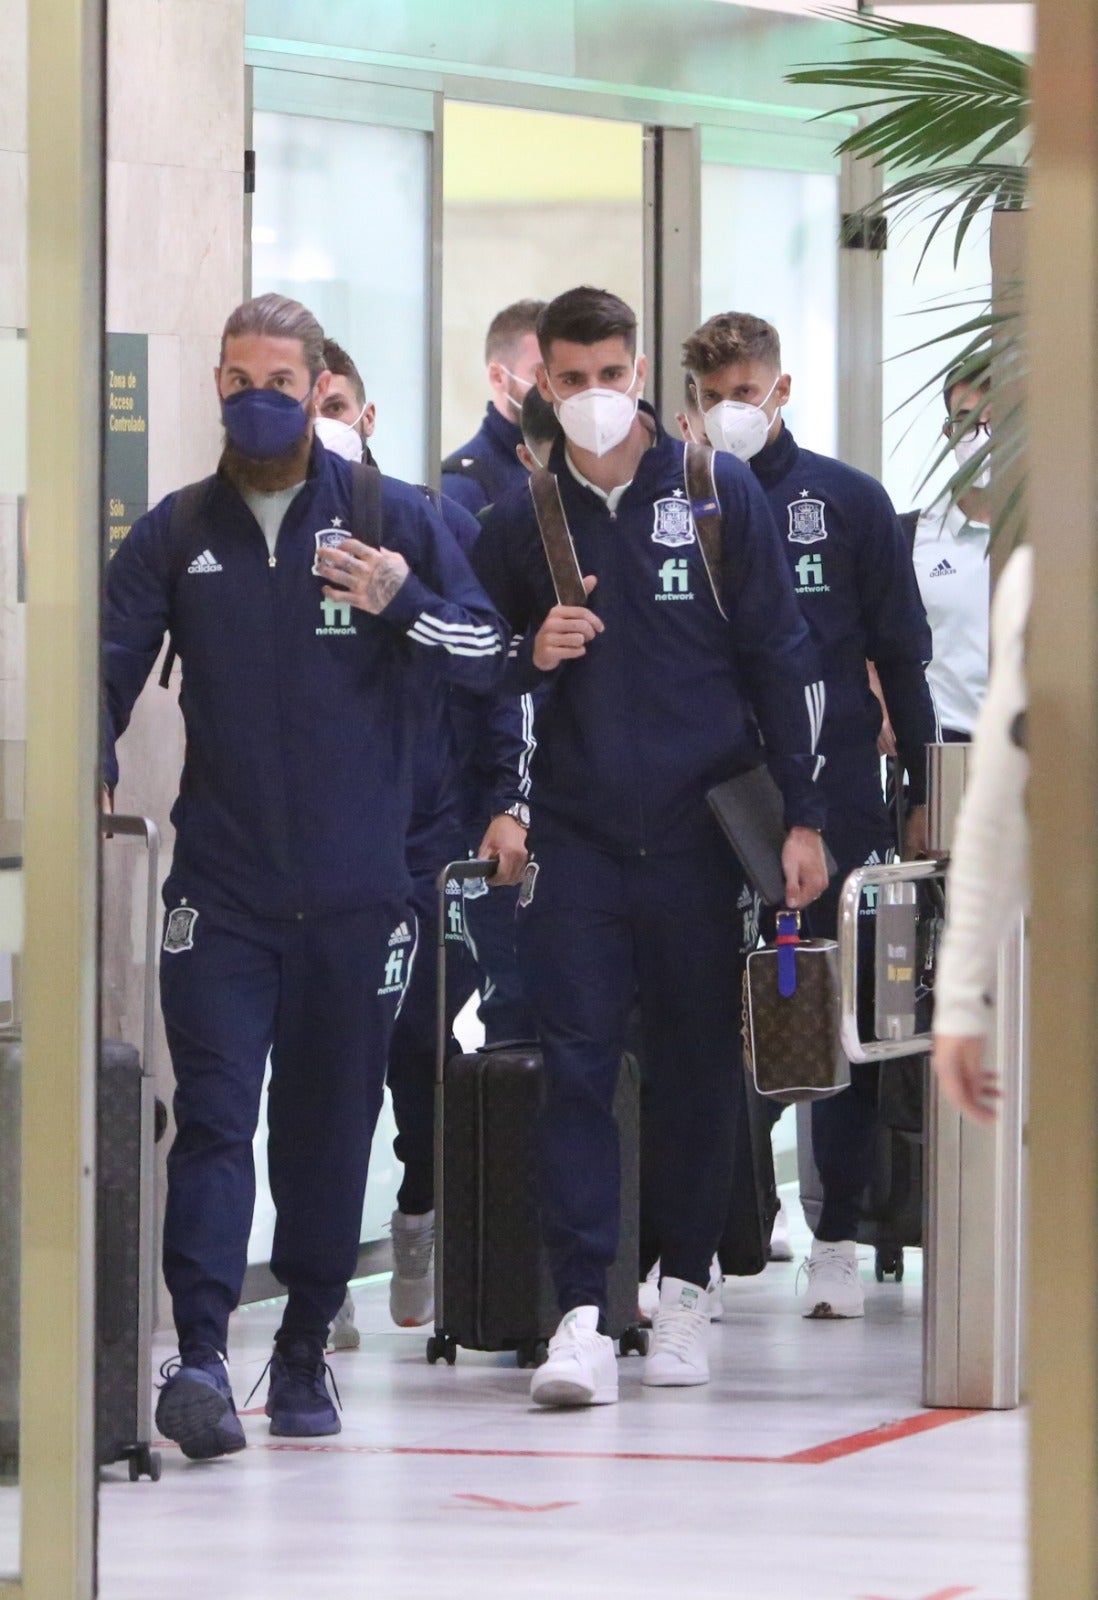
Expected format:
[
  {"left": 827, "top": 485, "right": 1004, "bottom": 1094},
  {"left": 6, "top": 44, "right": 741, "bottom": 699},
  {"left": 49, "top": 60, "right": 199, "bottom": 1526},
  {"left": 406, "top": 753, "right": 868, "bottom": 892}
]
[
  {"left": 517, "top": 825, "right": 747, "bottom": 1315},
  {"left": 159, "top": 890, "right": 410, "bottom": 1357},
  {"left": 782, "top": 748, "right": 894, "bottom": 1242},
  {"left": 386, "top": 862, "right": 478, "bottom": 1215},
  {"left": 462, "top": 876, "right": 537, "bottom": 1046}
]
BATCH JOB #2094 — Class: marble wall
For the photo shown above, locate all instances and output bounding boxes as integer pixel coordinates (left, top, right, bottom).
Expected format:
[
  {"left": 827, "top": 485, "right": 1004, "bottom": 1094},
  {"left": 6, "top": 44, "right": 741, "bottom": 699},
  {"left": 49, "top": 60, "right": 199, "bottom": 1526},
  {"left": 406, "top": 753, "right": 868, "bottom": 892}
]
[{"left": 100, "top": 0, "right": 247, "bottom": 1321}]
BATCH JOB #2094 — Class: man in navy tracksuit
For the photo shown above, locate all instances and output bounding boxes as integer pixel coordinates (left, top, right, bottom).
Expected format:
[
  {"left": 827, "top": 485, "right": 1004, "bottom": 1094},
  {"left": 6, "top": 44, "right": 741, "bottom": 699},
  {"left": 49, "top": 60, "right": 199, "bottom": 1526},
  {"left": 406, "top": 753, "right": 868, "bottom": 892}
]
[
  {"left": 470, "top": 287, "right": 830, "bottom": 1407},
  {"left": 441, "top": 298, "right": 546, "bottom": 514},
  {"left": 103, "top": 294, "right": 507, "bottom": 1460},
  {"left": 680, "top": 310, "right": 937, "bottom": 1319},
  {"left": 310, "top": 338, "right": 532, "bottom": 1339}
]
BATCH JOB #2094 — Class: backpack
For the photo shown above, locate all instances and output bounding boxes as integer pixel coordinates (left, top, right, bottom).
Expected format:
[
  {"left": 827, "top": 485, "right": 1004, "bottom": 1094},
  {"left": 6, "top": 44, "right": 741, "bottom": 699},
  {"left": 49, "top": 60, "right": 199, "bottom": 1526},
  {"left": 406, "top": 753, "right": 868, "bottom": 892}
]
[
  {"left": 157, "top": 462, "right": 382, "bottom": 687},
  {"left": 440, "top": 451, "right": 494, "bottom": 503}
]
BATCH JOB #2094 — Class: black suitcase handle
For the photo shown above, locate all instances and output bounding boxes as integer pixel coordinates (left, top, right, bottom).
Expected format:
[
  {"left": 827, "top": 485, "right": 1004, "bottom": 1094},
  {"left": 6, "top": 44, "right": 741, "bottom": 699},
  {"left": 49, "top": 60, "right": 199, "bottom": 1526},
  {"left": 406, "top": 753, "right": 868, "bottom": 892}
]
[{"left": 434, "top": 859, "right": 497, "bottom": 1086}]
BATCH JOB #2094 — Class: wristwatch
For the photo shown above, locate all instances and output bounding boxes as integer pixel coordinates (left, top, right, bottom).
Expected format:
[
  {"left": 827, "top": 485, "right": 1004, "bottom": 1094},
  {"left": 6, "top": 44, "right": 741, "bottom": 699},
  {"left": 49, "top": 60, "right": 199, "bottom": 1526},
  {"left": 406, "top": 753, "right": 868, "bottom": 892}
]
[{"left": 501, "top": 802, "right": 531, "bottom": 830}]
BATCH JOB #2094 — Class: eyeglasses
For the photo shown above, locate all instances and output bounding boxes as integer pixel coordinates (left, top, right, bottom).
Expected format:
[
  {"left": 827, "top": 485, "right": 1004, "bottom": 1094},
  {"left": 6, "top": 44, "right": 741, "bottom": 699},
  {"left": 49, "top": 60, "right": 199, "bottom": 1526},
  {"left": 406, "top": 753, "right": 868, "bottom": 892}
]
[{"left": 949, "top": 416, "right": 991, "bottom": 442}]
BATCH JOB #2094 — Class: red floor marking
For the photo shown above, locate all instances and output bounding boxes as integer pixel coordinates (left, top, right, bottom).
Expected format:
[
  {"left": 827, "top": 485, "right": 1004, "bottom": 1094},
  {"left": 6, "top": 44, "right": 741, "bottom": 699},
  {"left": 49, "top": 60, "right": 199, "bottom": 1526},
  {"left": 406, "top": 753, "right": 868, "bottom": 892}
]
[
  {"left": 780, "top": 1408, "right": 981, "bottom": 1465},
  {"left": 450, "top": 1493, "right": 577, "bottom": 1513},
  {"left": 153, "top": 1406, "right": 981, "bottom": 1467},
  {"left": 858, "top": 1589, "right": 976, "bottom": 1600}
]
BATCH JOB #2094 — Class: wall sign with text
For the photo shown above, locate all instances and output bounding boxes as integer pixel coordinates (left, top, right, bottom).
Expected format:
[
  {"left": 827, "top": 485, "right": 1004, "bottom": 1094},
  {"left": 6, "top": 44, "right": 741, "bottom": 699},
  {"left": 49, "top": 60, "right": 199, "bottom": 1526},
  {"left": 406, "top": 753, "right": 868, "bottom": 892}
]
[{"left": 104, "top": 332, "right": 149, "bottom": 559}]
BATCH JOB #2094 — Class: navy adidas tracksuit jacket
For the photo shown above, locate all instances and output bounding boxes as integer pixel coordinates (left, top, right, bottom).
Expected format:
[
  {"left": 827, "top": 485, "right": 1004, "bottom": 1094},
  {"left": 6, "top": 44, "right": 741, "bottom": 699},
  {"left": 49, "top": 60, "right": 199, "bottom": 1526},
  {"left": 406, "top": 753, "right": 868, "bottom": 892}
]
[
  {"left": 104, "top": 442, "right": 508, "bottom": 918},
  {"left": 750, "top": 424, "right": 936, "bottom": 1243},
  {"left": 103, "top": 440, "right": 508, "bottom": 1355},
  {"left": 470, "top": 408, "right": 827, "bottom": 1310},
  {"left": 751, "top": 424, "right": 936, "bottom": 816},
  {"left": 442, "top": 403, "right": 529, "bottom": 515}
]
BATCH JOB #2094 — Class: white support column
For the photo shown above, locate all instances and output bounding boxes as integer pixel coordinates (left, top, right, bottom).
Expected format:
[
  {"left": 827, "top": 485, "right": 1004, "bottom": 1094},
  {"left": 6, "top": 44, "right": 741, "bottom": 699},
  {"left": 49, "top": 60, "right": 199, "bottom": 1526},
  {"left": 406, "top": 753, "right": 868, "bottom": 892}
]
[
  {"left": 836, "top": 147, "right": 884, "bottom": 479},
  {"left": 643, "top": 124, "right": 701, "bottom": 433}
]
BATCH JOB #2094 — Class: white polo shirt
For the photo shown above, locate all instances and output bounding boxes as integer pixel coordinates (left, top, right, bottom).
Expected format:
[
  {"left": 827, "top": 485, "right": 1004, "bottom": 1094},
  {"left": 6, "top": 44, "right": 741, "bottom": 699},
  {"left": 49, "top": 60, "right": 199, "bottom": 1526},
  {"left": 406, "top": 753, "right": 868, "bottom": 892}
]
[{"left": 911, "top": 495, "right": 990, "bottom": 736}]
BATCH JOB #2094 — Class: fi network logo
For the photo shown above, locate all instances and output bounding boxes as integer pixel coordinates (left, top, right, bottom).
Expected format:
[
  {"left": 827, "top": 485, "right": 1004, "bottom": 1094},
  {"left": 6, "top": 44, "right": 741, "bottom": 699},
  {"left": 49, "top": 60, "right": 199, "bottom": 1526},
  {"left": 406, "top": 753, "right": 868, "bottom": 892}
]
[
  {"left": 655, "top": 557, "right": 694, "bottom": 602},
  {"left": 794, "top": 552, "right": 830, "bottom": 595},
  {"left": 316, "top": 596, "right": 355, "bottom": 636}
]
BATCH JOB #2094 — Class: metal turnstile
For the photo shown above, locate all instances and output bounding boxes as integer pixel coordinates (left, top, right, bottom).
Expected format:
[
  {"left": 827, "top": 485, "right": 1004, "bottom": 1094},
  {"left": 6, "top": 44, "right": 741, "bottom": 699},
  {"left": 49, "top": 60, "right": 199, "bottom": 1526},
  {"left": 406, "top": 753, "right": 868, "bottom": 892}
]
[{"left": 837, "top": 742, "right": 1026, "bottom": 1410}]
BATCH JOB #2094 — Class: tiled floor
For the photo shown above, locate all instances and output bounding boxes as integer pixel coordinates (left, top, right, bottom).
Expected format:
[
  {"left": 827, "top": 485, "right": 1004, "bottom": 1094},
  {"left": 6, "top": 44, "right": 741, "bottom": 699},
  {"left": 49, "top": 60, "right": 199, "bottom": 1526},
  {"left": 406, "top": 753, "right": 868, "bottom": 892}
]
[{"left": 94, "top": 1193, "right": 1028, "bottom": 1600}]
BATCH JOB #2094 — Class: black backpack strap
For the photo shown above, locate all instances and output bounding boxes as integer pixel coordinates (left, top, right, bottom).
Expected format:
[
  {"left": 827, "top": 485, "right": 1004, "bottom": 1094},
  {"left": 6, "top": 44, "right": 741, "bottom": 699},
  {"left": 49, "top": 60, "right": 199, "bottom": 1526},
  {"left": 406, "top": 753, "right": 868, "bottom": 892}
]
[
  {"left": 528, "top": 468, "right": 587, "bottom": 607},
  {"left": 350, "top": 460, "right": 383, "bottom": 549},
  {"left": 684, "top": 440, "right": 728, "bottom": 621},
  {"left": 441, "top": 451, "right": 494, "bottom": 500},
  {"left": 416, "top": 484, "right": 443, "bottom": 515},
  {"left": 158, "top": 476, "right": 217, "bottom": 688},
  {"left": 898, "top": 509, "right": 920, "bottom": 554}
]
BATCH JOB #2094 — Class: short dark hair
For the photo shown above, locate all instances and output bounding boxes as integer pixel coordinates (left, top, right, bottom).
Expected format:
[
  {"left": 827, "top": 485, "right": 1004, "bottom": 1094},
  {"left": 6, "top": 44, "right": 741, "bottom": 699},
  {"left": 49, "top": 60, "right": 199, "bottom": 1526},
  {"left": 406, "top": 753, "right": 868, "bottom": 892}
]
[
  {"left": 537, "top": 286, "right": 637, "bottom": 361},
  {"left": 680, "top": 312, "right": 781, "bottom": 382},
  {"left": 220, "top": 293, "right": 326, "bottom": 381},
  {"left": 322, "top": 338, "right": 366, "bottom": 407},
  {"left": 485, "top": 299, "right": 547, "bottom": 366},
  {"left": 520, "top": 386, "right": 561, "bottom": 453},
  {"left": 943, "top": 359, "right": 991, "bottom": 414}
]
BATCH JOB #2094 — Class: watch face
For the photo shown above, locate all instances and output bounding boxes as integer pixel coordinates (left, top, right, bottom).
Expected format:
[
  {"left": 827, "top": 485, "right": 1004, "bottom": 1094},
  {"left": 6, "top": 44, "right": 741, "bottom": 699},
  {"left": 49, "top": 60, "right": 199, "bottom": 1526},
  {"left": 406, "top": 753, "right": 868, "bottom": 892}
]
[{"left": 509, "top": 803, "right": 530, "bottom": 827}]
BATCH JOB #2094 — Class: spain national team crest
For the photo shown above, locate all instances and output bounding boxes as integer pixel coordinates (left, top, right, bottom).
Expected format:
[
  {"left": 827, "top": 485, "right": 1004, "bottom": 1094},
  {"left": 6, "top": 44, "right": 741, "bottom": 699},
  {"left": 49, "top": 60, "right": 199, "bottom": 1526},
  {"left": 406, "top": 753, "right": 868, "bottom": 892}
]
[
  {"left": 787, "top": 493, "right": 828, "bottom": 545},
  {"left": 651, "top": 497, "right": 696, "bottom": 548},
  {"left": 312, "top": 520, "right": 349, "bottom": 577},
  {"left": 163, "top": 905, "right": 198, "bottom": 955}
]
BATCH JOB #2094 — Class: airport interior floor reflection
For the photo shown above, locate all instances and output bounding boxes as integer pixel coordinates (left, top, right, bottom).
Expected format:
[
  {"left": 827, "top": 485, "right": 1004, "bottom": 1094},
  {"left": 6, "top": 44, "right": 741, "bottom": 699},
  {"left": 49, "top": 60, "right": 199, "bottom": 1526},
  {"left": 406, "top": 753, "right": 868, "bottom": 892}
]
[{"left": 97, "top": 1188, "right": 1027, "bottom": 1600}]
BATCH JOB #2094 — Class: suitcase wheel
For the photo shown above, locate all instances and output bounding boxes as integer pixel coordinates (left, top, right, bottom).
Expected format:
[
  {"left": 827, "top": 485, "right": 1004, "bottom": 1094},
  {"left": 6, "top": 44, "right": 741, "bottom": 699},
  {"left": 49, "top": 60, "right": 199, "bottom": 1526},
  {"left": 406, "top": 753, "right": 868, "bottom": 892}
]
[
  {"left": 426, "top": 1332, "right": 458, "bottom": 1366},
  {"left": 874, "top": 1246, "right": 904, "bottom": 1283},
  {"left": 127, "top": 1446, "right": 161, "bottom": 1483},
  {"left": 515, "top": 1340, "right": 549, "bottom": 1370},
  {"left": 618, "top": 1325, "right": 649, "bottom": 1359}
]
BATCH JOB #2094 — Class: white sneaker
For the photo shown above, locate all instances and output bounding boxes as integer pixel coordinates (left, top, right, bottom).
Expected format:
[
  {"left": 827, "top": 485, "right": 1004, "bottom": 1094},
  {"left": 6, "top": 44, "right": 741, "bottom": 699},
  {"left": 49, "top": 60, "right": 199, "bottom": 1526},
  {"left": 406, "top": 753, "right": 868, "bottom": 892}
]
[
  {"left": 801, "top": 1239, "right": 865, "bottom": 1319},
  {"left": 328, "top": 1292, "right": 360, "bottom": 1351},
  {"left": 642, "top": 1277, "right": 711, "bottom": 1387},
  {"left": 389, "top": 1209, "right": 435, "bottom": 1328},
  {"left": 530, "top": 1307, "right": 619, "bottom": 1407},
  {"left": 768, "top": 1200, "right": 794, "bottom": 1263},
  {"left": 638, "top": 1260, "right": 660, "bottom": 1325},
  {"left": 643, "top": 1256, "right": 722, "bottom": 1324}
]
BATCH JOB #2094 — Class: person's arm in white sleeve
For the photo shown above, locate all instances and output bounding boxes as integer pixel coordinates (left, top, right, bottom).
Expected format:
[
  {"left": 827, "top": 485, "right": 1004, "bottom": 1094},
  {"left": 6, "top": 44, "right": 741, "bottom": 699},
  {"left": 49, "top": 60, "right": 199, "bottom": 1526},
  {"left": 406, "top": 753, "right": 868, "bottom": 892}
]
[{"left": 932, "top": 544, "right": 1032, "bottom": 1123}]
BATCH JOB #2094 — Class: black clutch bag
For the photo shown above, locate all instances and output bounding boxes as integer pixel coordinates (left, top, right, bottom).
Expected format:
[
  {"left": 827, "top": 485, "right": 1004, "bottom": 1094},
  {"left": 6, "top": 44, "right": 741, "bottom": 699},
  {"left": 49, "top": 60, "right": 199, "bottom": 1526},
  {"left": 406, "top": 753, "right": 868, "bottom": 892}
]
[{"left": 707, "top": 765, "right": 835, "bottom": 905}]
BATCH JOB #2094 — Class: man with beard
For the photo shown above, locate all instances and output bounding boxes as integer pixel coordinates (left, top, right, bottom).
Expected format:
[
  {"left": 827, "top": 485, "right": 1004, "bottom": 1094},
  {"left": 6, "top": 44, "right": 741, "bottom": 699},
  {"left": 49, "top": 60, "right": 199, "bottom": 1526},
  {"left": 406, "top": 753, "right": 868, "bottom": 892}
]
[{"left": 103, "top": 293, "right": 508, "bottom": 1459}]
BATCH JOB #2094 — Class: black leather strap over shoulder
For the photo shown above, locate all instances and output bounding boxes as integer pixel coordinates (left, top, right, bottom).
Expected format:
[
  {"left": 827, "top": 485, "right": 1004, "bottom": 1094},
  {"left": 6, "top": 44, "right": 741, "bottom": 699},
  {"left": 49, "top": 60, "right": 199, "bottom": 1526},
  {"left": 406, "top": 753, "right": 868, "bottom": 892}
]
[
  {"left": 350, "top": 460, "right": 383, "bottom": 549},
  {"left": 528, "top": 468, "right": 587, "bottom": 608},
  {"left": 157, "top": 476, "right": 217, "bottom": 689},
  {"left": 684, "top": 440, "right": 728, "bottom": 621}
]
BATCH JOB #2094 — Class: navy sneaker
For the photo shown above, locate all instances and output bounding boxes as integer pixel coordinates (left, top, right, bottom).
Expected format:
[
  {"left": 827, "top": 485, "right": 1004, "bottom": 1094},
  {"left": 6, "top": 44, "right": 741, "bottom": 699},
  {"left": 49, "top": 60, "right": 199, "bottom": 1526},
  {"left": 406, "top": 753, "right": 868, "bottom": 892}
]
[
  {"left": 155, "top": 1350, "right": 246, "bottom": 1461},
  {"left": 264, "top": 1338, "right": 342, "bottom": 1437}
]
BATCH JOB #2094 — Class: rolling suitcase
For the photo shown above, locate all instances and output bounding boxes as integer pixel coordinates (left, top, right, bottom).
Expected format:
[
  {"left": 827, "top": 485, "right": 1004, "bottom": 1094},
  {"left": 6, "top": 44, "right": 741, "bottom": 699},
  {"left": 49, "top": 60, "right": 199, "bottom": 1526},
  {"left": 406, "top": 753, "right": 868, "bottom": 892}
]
[
  {"left": 97, "top": 813, "right": 164, "bottom": 1481},
  {"left": 0, "top": 817, "right": 164, "bottom": 1481},
  {"left": 426, "top": 860, "right": 647, "bottom": 1368}
]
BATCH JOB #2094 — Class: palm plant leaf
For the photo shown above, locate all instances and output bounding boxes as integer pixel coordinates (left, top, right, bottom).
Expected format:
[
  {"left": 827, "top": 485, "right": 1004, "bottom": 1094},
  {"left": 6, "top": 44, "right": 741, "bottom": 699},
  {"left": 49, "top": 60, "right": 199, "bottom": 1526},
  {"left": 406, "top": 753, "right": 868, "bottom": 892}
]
[
  {"left": 788, "top": 12, "right": 1029, "bottom": 173},
  {"left": 787, "top": 13, "right": 1028, "bottom": 270},
  {"left": 787, "top": 13, "right": 1029, "bottom": 538}
]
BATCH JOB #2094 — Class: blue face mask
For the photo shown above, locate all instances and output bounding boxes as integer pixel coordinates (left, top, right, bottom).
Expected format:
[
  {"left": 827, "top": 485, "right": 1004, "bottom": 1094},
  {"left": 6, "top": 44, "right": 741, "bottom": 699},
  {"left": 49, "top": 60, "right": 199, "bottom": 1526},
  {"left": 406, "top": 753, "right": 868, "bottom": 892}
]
[{"left": 221, "top": 387, "right": 312, "bottom": 460}]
